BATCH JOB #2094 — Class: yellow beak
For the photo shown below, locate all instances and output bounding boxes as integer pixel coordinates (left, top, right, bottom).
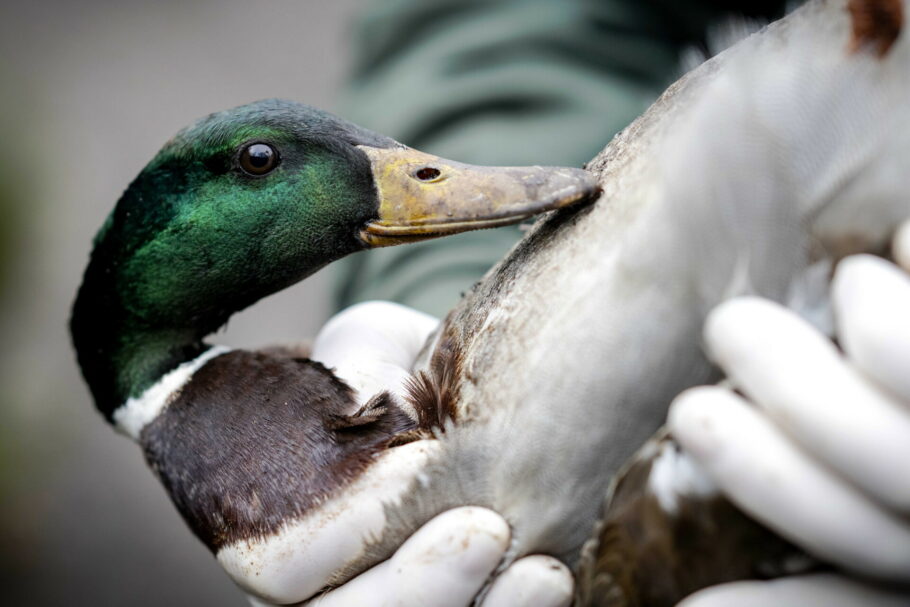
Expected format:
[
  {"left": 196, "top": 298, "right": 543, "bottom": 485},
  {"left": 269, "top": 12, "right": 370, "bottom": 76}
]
[{"left": 357, "top": 145, "right": 600, "bottom": 247}]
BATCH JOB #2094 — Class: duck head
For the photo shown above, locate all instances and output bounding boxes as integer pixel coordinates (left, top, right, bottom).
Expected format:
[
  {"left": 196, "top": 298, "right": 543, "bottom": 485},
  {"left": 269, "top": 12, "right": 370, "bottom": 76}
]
[{"left": 71, "top": 99, "right": 599, "bottom": 422}]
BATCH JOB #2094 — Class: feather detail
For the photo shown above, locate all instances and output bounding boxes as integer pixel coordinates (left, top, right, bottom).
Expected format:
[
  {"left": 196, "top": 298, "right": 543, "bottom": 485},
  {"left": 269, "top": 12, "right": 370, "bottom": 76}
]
[{"left": 404, "top": 333, "right": 463, "bottom": 431}]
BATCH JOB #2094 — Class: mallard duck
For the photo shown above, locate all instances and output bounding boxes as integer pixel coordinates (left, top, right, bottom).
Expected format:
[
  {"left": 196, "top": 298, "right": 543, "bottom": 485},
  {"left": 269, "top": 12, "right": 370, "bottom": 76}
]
[
  {"left": 69, "top": 99, "right": 598, "bottom": 603},
  {"left": 72, "top": 0, "right": 910, "bottom": 604}
]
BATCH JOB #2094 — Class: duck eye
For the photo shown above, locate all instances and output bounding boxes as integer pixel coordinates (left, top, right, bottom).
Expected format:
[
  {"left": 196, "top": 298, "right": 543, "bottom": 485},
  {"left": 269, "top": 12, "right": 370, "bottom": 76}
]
[{"left": 238, "top": 143, "right": 279, "bottom": 176}]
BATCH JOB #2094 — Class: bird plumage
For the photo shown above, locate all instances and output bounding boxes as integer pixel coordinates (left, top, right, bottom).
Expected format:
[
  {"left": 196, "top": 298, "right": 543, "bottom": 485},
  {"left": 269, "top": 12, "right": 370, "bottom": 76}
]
[{"left": 344, "top": 1, "right": 910, "bottom": 603}]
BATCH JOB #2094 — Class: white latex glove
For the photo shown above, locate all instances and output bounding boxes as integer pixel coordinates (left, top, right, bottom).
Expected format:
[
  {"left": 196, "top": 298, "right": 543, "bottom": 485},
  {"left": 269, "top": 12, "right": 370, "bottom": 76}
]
[
  {"left": 671, "top": 224, "right": 910, "bottom": 606},
  {"left": 246, "top": 507, "right": 572, "bottom": 607}
]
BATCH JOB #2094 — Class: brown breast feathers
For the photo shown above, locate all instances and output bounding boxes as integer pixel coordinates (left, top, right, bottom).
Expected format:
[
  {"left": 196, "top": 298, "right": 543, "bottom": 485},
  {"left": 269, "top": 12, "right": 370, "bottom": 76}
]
[{"left": 139, "top": 349, "right": 416, "bottom": 552}]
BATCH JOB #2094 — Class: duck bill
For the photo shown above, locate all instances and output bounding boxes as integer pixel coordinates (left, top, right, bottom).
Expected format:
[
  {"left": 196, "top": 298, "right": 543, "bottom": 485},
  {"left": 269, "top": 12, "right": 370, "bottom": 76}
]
[{"left": 357, "top": 145, "right": 600, "bottom": 247}]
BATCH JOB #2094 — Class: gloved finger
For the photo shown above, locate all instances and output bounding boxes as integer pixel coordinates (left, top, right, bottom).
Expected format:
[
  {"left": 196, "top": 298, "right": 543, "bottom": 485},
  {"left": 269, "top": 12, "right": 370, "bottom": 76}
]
[
  {"left": 481, "top": 555, "right": 573, "bottom": 607},
  {"left": 669, "top": 386, "right": 910, "bottom": 582},
  {"left": 892, "top": 220, "right": 910, "bottom": 272},
  {"left": 833, "top": 254, "right": 910, "bottom": 403},
  {"left": 311, "top": 301, "right": 440, "bottom": 407},
  {"left": 676, "top": 573, "right": 910, "bottom": 607},
  {"left": 308, "top": 507, "right": 509, "bottom": 607},
  {"left": 704, "top": 297, "right": 910, "bottom": 512}
]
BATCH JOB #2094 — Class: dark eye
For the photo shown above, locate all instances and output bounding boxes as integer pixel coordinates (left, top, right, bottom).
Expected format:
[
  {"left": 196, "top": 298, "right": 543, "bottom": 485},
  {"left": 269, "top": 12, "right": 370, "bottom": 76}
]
[{"left": 238, "top": 143, "right": 279, "bottom": 176}]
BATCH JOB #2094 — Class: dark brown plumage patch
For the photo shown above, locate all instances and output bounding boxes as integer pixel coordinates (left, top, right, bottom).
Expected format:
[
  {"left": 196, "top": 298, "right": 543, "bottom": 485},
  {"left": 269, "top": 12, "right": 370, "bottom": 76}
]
[
  {"left": 848, "top": 0, "right": 903, "bottom": 57},
  {"left": 577, "top": 438, "right": 811, "bottom": 607},
  {"left": 139, "top": 349, "right": 416, "bottom": 552},
  {"left": 403, "top": 333, "right": 463, "bottom": 431}
]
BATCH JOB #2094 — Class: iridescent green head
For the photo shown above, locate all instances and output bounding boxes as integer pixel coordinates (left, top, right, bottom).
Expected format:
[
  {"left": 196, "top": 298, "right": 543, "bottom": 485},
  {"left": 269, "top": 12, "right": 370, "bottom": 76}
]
[
  {"left": 71, "top": 99, "right": 598, "bottom": 420},
  {"left": 95, "top": 100, "right": 396, "bottom": 330}
]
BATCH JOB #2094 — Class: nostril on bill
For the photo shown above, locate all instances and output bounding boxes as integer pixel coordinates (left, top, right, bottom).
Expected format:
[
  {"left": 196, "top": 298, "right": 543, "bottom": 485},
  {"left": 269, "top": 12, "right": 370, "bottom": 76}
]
[{"left": 414, "top": 167, "right": 442, "bottom": 181}]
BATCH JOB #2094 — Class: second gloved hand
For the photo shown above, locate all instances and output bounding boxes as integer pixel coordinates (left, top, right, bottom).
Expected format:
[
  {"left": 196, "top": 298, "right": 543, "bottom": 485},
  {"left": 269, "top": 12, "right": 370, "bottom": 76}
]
[{"left": 671, "top": 224, "right": 910, "bottom": 606}]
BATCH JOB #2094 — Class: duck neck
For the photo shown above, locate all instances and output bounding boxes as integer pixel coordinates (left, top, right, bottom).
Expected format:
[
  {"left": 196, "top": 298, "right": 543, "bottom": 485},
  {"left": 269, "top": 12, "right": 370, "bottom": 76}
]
[
  {"left": 71, "top": 275, "right": 218, "bottom": 423},
  {"left": 81, "top": 326, "right": 211, "bottom": 424}
]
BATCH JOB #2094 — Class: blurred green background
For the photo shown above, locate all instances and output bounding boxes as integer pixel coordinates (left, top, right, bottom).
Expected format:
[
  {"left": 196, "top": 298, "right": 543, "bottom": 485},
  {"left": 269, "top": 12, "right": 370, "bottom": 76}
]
[{"left": 0, "top": 2, "right": 358, "bottom": 604}]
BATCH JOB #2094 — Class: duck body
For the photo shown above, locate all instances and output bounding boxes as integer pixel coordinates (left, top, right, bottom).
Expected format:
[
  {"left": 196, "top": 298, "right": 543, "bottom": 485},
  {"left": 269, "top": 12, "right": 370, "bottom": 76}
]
[{"left": 344, "top": 0, "right": 910, "bottom": 601}]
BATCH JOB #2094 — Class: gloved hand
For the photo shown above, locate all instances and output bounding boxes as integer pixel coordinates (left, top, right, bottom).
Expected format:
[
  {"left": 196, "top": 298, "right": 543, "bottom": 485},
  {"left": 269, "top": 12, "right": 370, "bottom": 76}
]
[
  {"left": 246, "top": 507, "right": 572, "bottom": 607},
  {"left": 671, "top": 223, "right": 910, "bottom": 606}
]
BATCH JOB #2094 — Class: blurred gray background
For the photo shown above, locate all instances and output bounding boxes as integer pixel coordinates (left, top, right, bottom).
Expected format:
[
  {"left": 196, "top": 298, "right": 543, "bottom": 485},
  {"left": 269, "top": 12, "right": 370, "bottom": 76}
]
[{"left": 0, "top": 1, "right": 360, "bottom": 604}]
